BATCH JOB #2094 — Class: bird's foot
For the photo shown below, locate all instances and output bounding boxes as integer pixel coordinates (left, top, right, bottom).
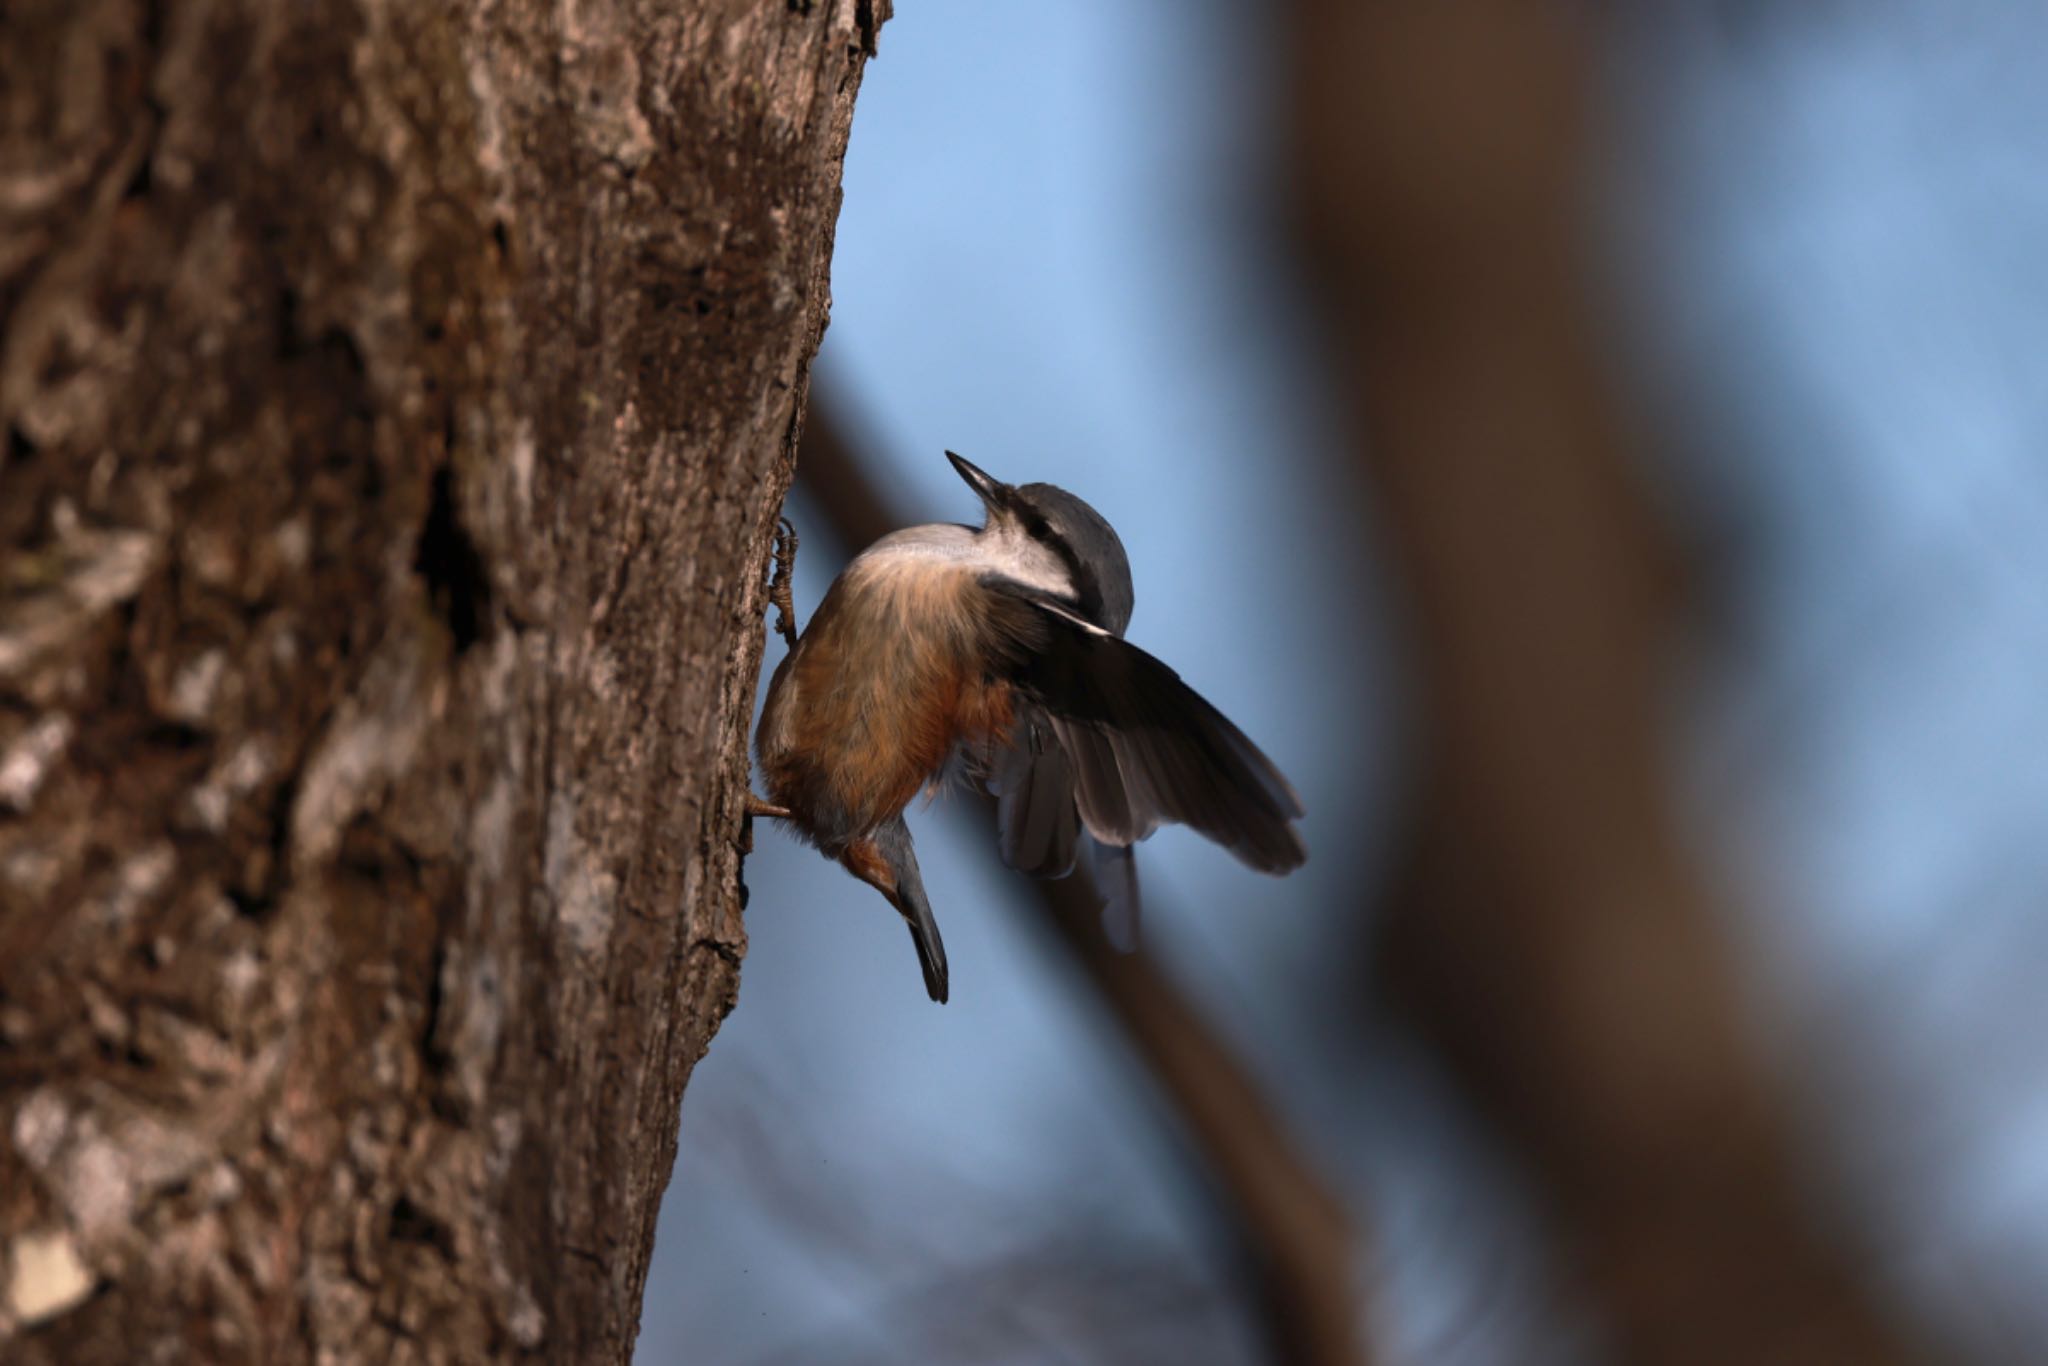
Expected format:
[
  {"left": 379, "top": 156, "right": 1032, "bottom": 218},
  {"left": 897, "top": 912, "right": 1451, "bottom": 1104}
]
[
  {"left": 767, "top": 516, "right": 799, "bottom": 647},
  {"left": 745, "top": 793, "right": 792, "bottom": 821},
  {"left": 739, "top": 792, "right": 792, "bottom": 855}
]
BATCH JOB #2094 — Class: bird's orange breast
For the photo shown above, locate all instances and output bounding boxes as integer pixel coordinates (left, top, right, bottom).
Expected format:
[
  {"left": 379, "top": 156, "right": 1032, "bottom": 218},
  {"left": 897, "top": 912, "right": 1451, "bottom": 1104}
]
[{"left": 758, "top": 558, "right": 1015, "bottom": 838}]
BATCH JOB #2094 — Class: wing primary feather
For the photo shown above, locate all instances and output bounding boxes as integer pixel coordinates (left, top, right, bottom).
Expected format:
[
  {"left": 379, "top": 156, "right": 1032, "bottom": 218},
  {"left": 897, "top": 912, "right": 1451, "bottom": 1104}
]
[
  {"left": 991, "top": 710, "right": 1081, "bottom": 878},
  {"left": 977, "top": 575, "right": 1307, "bottom": 874}
]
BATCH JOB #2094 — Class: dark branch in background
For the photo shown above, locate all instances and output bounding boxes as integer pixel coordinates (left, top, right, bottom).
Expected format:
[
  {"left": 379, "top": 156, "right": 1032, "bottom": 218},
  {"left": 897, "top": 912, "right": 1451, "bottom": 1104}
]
[
  {"left": 792, "top": 406, "right": 1370, "bottom": 1366},
  {"left": 1285, "top": 2, "right": 1921, "bottom": 1362},
  {"left": 694, "top": 1056, "right": 1244, "bottom": 1366}
]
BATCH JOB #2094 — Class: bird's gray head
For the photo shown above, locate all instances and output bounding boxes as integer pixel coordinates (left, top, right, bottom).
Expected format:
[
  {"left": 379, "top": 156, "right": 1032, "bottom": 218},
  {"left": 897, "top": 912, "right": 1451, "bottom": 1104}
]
[{"left": 947, "top": 451, "right": 1134, "bottom": 635}]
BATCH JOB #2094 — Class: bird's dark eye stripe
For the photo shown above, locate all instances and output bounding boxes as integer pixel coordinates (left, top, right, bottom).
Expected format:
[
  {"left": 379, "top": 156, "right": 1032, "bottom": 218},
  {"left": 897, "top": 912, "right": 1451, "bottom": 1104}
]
[{"left": 1028, "top": 512, "right": 1105, "bottom": 628}]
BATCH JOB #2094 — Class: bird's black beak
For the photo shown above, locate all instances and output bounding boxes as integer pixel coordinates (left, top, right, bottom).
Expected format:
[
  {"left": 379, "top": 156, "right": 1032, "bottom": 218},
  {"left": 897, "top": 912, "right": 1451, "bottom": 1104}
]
[{"left": 945, "top": 451, "right": 1012, "bottom": 513}]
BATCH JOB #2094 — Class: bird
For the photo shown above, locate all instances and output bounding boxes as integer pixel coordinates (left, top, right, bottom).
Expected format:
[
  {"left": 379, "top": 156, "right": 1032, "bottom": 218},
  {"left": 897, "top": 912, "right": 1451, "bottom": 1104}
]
[{"left": 747, "top": 451, "right": 1306, "bottom": 1002}]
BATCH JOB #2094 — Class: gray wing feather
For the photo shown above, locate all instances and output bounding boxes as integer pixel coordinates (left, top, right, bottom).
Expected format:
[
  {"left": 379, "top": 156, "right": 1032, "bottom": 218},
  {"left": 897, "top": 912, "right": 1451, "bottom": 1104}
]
[
  {"left": 987, "top": 709, "right": 1082, "bottom": 879},
  {"left": 980, "top": 578, "right": 1307, "bottom": 875}
]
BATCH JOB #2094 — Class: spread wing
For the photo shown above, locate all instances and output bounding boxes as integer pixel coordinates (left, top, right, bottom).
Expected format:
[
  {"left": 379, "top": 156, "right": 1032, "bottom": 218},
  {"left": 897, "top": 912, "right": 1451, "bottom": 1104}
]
[
  {"left": 985, "top": 708, "right": 1083, "bottom": 878},
  {"left": 979, "top": 578, "right": 1307, "bottom": 876}
]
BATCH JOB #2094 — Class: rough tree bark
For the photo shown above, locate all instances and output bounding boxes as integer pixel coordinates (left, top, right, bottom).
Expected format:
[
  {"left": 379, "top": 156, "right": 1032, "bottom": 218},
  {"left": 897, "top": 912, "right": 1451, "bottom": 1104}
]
[{"left": 0, "top": 1, "right": 884, "bottom": 1360}]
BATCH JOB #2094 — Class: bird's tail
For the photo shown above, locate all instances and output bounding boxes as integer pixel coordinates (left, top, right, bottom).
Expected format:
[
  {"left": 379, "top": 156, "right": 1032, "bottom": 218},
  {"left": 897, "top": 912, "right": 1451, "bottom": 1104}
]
[{"left": 874, "top": 816, "right": 949, "bottom": 1003}]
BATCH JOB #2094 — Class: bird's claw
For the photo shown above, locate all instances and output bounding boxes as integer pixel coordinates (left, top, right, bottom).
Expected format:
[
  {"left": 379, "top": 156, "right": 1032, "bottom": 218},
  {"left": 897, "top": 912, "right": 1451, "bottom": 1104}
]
[{"left": 740, "top": 792, "right": 792, "bottom": 855}]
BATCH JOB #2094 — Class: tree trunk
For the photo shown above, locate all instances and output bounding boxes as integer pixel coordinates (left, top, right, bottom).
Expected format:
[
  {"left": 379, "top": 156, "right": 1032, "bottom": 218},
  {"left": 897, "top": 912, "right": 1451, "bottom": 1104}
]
[{"left": 0, "top": 1, "right": 882, "bottom": 1359}]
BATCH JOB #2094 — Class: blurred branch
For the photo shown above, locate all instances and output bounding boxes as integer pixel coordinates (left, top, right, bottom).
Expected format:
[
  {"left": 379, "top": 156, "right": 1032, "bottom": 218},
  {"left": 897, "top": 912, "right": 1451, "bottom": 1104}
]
[
  {"left": 1286, "top": 2, "right": 1920, "bottom": 1361},
  {"left": 701, "top": 1059, "right": 1240, "bottom": 1366},
  {"left": 792, "top": 405, "right": 1370, "bottom": 1366},
  {"left": 754, "top": 1224, "right": 1236, "bottom": 1366}
]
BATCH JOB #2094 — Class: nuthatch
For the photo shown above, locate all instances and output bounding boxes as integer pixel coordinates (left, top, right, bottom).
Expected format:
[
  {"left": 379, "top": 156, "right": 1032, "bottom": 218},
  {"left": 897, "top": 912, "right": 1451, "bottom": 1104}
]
[{"left": 748, "top": 452, "right": 1306, "bottom": 1002}]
